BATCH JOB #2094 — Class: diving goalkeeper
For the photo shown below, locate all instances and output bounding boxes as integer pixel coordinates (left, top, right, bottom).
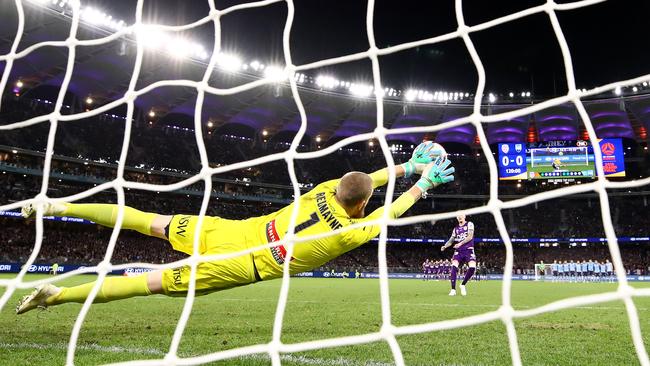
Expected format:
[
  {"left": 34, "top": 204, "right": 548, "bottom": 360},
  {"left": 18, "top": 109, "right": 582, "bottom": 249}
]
[{"left": 16, "top": 143, "right": 454, "bottom": 314}]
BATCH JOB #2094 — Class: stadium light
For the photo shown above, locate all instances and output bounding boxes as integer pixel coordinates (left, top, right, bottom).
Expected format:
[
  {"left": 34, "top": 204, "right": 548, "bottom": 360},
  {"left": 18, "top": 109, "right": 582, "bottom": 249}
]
[
  {"left": 207, "top": 121, "right": 214, "bottom": 128},
  {"left": 148, "top": 110, "right": 155, "bottom": 118},
  {"left": 15, "top": 80, "right": 23, "bottom": 88},
  {"left": 217, "top": 53, "right": 242, "bottom": 72},
  {"left": 262, "top": 130, "right": 268, "bottom": 136},
  {"left": 167, "top": 39, "right": 193, "bottom": 59},
  {"left": 369, "top": 141, "right": 374, "bottom": 147},
  {"left": 315, "top": 136, "right": 322, "bottom": 143},
  {"left": 85, "top": 97, "right": 93, "bottom": 105},
  {"left": 136, "top": 27, "right": 170, "bottom": 50},
  {"left": 405, "top": 89, "right": 417, "bottom": 102},
  {"left": 509, "top": 92, "right": 514, "bottom": 98},
  {"left": 250, "top": 60, "right": 261, "bottom": 71},
  {"left": 488, "top": 93, "right": 496, "bottom": 103},
  {"left": 525, "top": 92, "right": 531, "bottom": 97},
  {"left": 315, "top": 75, "right": 337, "bottom": 89},
  {"left": 632, "top": 86, "right": 638, "bottom": 92},
  {"left": 614, "top": 86, "right": 622, "bottom": 96},
  {"left": 350, "top": 84, "right": 373, "bottom": 97},
  {"left": 264, "top": 66, "right": 285, "bottom": 82}
]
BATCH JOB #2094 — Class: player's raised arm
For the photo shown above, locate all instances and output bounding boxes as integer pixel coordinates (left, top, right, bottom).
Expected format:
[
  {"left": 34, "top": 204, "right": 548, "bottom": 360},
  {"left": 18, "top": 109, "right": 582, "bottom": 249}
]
[{"left": 346, "top": 156, "right": 455, "bottom": 245}]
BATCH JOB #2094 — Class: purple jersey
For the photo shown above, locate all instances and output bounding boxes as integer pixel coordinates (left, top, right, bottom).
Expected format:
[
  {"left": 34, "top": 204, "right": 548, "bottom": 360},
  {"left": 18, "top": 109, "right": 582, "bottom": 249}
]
[{"left": 453, "top": 222, "right": 475, "bottom": 251}]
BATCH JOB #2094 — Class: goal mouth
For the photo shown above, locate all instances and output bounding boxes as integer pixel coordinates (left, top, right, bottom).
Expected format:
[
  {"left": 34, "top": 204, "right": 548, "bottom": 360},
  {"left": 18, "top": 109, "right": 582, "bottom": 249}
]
[{"left": 1, "top": 0, "right": 649, "bottom": 365}]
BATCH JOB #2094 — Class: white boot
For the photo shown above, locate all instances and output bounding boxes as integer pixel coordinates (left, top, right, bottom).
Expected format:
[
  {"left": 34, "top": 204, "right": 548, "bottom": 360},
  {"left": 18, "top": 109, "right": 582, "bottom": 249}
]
[{"left": 460, "top": 284, "right": 467, "bottom": 296}]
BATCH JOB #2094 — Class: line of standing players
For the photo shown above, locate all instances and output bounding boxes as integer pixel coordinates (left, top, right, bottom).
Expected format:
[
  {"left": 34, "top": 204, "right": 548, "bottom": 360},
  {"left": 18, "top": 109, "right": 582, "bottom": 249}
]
[
  {"left": 550, "top": 259, "right": 614, "bottom": 282},
  {"left": 422, "top": 260, "right": 486, "bottom": 282}
]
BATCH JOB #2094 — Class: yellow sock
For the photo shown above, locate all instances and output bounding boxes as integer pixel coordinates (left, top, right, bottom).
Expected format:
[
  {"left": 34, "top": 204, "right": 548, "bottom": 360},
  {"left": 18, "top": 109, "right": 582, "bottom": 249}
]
[
  {"left": 62, "top": 203, "right": 157, "bottom": 236},
  {"left": 46, "top": 275, "right": 152, "bottom": 305}
]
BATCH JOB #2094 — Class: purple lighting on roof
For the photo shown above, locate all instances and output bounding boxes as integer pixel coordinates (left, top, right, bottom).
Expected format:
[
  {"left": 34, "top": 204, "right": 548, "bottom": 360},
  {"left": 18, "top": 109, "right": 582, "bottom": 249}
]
[
  {"left": 489, "top": 127, "right": 525, "bottom": 134},
  {"left": 594, "top": 122, "right": 631, "bottom": 130},
  {"left": 591, "top": 111, "right": 626, "bottom": 119},
  {"left": 538, "top": 126, "right": 577, "bottom": 133},
  {"left": 539, "top": 115, "right": 575, "bottom": 122}
]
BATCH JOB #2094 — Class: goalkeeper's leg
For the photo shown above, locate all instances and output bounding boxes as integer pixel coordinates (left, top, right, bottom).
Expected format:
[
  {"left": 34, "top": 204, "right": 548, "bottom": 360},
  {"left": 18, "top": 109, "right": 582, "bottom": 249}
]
[
  {"left": 22, "top": 202, "right": 172, "bottom": 239},
  {"left": 16, "top": 271, "right": 163, "bottom": 314}
]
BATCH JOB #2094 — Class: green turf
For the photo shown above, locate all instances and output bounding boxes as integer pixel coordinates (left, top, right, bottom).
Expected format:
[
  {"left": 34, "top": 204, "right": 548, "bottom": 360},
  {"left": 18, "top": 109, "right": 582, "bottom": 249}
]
[{"left": 1, "top": 274, "right": 650, "bottom": 365}]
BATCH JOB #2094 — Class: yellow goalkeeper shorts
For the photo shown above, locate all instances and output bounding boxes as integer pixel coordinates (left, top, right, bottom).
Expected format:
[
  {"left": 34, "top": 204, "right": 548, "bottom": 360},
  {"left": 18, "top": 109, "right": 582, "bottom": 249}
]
[{"left": 161, "top": 214, "right": 259, "bottom": 296}]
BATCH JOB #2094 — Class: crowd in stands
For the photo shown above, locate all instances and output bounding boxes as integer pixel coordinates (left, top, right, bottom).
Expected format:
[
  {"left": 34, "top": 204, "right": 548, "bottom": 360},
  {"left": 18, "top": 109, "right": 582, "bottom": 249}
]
[{"left": 1, "top": 97, "right": 649, "bottom": 274}]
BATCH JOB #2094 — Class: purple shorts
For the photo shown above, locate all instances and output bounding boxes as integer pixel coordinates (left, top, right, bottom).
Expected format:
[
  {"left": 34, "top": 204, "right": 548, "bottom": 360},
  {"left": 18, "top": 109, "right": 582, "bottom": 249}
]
[{"left": 452, "top": 248, "right": 476, "bottom": 264}]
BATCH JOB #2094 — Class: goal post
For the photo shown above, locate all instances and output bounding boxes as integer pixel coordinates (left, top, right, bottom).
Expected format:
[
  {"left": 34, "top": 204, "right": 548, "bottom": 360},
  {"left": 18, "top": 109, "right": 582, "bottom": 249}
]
[{"left": 533, "top": 263, "right": 552, "bottom": 281}]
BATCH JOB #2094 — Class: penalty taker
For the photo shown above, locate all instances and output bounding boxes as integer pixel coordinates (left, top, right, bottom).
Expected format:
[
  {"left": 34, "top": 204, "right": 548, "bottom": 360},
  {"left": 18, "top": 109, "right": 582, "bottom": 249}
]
[{"left": 16, "top": 143, "right": 454, "bottom": 314}]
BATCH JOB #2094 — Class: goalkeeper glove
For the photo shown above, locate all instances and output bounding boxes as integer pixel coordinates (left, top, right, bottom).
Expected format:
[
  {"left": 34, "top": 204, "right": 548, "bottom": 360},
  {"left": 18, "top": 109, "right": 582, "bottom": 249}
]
[
  {"left": 401, "top": 141, "right": 446, "bottom": 178},
  {"left": 415, "top": 157, "right": 455, "bottom": 192}
]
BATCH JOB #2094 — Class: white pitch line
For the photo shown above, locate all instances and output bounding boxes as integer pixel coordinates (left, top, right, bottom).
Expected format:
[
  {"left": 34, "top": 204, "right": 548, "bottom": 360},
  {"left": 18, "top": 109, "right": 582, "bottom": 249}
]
[
  {"left": 242, "top": 353, "right": 394, "bottom": 366},
  {"left": 0, "top": 342, "right": 395, "bottom": 366},
  {"left": 0, "top": 342, "right": 164, "bottom": 356}
]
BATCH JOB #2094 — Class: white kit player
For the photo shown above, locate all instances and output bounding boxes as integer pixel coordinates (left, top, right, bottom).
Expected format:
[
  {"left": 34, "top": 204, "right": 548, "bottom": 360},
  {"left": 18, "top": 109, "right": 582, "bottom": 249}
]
[{"left": 606, "top": 259, "right": 614, "bottom": 281}]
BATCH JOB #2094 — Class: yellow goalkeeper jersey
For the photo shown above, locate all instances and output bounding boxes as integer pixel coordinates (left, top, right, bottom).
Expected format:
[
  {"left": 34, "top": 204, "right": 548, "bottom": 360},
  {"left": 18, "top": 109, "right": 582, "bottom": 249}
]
[{"left": 248, "top": 170, "right": 417, "bottom": 280}]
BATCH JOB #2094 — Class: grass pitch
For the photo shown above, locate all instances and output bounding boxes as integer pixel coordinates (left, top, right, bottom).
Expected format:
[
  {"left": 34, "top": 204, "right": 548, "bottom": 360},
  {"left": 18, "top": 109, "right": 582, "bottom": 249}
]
[{"left": 1, "top": 274, "right": 650, "bottom": 365}]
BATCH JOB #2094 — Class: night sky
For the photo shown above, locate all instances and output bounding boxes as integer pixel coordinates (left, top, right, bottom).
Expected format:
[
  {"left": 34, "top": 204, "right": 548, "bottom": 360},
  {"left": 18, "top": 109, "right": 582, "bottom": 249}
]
[{"left": 16, "top": 0, "right": 650, "bottom": 97}]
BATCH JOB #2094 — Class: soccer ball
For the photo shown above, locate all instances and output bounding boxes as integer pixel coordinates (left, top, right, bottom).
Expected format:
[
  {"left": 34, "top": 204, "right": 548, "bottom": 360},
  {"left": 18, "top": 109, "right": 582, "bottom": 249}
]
[{"left": 412, "top": 141, "right": 447, "bottom": 164}]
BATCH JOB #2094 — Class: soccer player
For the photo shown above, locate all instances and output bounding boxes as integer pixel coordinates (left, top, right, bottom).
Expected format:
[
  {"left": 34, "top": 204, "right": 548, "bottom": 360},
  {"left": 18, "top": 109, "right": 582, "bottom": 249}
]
[
  {"left": 587, "top": 259, "right": 595, "bottom": 281},
  {"left": 15, "top": 147, "right": 456, "bottom": 314},
  {"left": 593, "top": 260, "right": 601, "bottom": 281},
  {"left": 569, "top": 260, "right": 576, "bottom": 282},
  {"left": 576, "top": 260, "right": 583, "bottom": 282},
  {"left": 49, "top": 263, "right": 59, "bottom": 276},
  {"left": 606, "top": 259, "right": 613, "bottom": 282},
  {"left": 562, "top": 261, "right": 570, "bottom": 282},
  {"left": 441, "top": 214, "right": 475, "bottom": 296},
  {"left": 422, "top": 259, "right": 429, "bottom": 281},
  {"left": 581, "top": 260, "right": 588, "bottom": 282},
  {"left": 551, "top": 260, "right": 558, "bottom": 281},
  {"left": 557, "top": 260, "right": 564, "bottom": 281},
  {"left": 551, "top": 158, "right": 563, "bottom": 170},
  {"left": 432, "top": 260, "right": 440, "bottom": 281}
]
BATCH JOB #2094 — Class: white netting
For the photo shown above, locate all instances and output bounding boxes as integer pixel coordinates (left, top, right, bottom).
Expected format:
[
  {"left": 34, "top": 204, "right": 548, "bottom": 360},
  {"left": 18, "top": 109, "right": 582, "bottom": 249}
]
[{"left": 1, "top": 0, "right": 650, "bottom": 365}]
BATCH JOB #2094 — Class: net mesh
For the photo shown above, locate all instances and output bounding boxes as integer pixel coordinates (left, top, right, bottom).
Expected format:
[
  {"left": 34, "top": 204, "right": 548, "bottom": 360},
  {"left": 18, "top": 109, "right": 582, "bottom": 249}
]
[{"left": 1, "top": 0, "right": 650, "bottom": 365}]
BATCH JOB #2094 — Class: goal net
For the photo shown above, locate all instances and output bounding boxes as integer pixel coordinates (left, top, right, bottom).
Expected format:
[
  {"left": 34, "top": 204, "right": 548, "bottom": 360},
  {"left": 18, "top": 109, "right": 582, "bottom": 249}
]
[{"left": 1, "top": 0, "right": 649, "bottom": 365}]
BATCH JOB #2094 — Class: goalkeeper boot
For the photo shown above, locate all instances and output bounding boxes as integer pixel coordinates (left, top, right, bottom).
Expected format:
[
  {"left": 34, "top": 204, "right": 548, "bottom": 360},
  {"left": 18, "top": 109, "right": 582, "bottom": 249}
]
[
  {"left": 460, "top": 284, "right": 467, "bottom": 296},
  {"left": 448, "top": 289, "right": 456, "bottom": 296},
  {"left": 21, "top": 202, "right": 67, "bottom": 218},
  {"left": 16, "top": 284, "right": 61, "bottom": 314}
]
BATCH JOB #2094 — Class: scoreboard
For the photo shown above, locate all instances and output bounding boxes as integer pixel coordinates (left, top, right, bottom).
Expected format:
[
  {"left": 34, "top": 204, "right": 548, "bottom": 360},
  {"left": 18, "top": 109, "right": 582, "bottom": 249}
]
[
  {"left": 498, "top": 139, "right": 626, "bottom": 180},
  {"left": 498, "top": 143, "right": 527, "bottom": 180}
]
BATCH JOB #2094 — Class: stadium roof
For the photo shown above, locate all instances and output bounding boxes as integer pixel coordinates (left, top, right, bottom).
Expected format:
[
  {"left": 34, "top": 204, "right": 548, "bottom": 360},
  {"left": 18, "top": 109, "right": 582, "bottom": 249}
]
[{"left": 0, "top": 1, "right": 649, "bottom": 147}]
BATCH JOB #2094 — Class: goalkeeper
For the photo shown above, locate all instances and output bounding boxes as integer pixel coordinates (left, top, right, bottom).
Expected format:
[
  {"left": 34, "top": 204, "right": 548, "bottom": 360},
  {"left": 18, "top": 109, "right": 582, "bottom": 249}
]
[{"left": 16, "top": 143, "right": 454, "bottom": 314}]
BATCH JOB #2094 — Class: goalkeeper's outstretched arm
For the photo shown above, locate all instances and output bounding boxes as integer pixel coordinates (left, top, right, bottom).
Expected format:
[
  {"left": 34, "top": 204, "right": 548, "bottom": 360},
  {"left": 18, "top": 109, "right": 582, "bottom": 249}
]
[{"left": 346, "top": 157, "right": 455, "bottom": 245}]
